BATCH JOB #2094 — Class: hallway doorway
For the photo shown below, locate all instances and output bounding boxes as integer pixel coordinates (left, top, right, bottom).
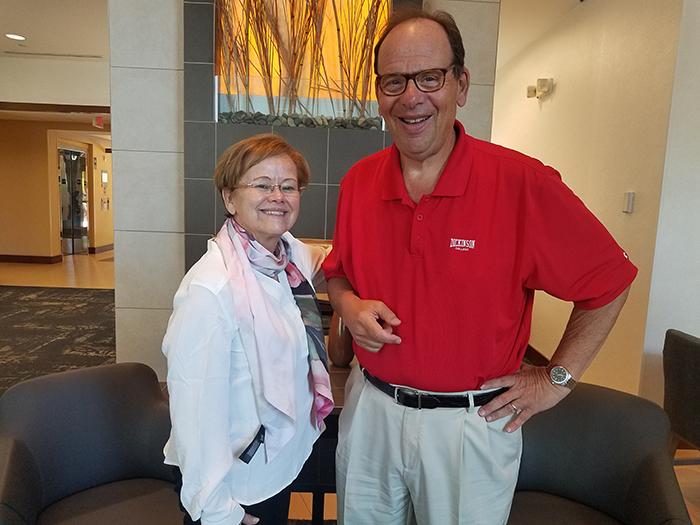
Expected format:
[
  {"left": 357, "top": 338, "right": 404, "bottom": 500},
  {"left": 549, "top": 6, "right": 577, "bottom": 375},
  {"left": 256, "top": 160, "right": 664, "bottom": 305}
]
[{"left": 59, "top": 148, "right": 89, "bottom": 255}]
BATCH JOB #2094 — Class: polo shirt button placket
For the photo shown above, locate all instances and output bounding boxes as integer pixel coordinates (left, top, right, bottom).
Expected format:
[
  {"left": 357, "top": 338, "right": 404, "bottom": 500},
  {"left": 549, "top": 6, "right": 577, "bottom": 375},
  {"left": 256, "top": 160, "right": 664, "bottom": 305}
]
[{"left": 410, "top": 208, "right": 426, "bottom": 256}]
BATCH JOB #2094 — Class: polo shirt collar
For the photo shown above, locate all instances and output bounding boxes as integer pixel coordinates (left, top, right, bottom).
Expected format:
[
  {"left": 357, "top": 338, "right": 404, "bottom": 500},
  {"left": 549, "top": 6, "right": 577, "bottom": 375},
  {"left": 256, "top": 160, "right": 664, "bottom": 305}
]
[
  {"left": 381, "top": 120, "right": 472, "bottom": 201},
  {"left": 381, "top": 144, "right": 406, "bottom": 201}
]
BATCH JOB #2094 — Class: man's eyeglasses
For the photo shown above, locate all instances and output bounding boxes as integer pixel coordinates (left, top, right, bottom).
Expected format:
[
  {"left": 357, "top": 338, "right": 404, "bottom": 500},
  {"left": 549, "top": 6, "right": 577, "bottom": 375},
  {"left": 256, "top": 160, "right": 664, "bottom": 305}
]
[
  {"left": 376, "top": 66, "right": 458, "bottom": 96},
  {"left": 235, "top": 180, "right": 305, "bottom": 196}
]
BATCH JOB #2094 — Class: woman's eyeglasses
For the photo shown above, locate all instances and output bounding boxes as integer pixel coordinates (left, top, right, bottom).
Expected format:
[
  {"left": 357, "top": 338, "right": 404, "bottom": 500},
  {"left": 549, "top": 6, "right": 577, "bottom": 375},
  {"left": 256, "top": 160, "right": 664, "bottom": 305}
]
[{"left": 235, "top": 180, "right": 306, "bottom": 196}]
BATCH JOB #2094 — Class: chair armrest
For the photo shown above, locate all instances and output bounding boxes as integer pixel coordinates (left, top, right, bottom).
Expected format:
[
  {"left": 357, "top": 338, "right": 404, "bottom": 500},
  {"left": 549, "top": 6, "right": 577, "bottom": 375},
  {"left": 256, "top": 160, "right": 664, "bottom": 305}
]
[
  {"left": 623, "top": 451, "right": 692, "bottom": 525},
  {"left": 0, "top": 437, "right": 42, "bottom": 525},
  {"left": 138, "top": 398, "right": 178, "bottom": 483}
]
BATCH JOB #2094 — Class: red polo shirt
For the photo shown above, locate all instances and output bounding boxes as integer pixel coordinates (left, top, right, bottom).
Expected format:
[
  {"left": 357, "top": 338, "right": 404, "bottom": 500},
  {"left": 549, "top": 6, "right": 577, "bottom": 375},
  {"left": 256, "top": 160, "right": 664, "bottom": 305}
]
[{"left": 323, "top": 122, "right": 637, "bottom": 392}]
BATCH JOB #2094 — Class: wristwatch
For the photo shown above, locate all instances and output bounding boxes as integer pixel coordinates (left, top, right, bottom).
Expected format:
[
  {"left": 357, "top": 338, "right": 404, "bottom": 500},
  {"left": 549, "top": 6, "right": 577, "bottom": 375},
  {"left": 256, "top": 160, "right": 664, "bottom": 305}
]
[{"left": 546, "top": 363, "right": 577, "bottom": 390}]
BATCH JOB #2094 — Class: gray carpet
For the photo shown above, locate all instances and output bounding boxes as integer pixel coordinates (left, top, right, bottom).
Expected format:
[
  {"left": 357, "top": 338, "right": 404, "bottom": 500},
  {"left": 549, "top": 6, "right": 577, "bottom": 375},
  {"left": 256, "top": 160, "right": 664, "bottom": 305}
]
[{"left": 0, "top": 285, "right": 116, "bottom": 398}]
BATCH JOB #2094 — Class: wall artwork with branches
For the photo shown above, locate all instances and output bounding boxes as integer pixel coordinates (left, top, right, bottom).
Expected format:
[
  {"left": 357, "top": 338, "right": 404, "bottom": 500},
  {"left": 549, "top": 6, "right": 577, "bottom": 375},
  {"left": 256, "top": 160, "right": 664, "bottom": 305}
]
[{"left": 217, "top": 0, "right": 389, "bottom": 129}]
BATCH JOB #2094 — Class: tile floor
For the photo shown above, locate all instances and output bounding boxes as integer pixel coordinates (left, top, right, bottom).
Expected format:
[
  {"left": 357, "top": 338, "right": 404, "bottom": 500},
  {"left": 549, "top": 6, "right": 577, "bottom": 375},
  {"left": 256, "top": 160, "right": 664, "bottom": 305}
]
[
  {"left": 289, "top": 493, "right": 337, "bottom": 521},
  {"left": 1, "top": 253, "right": 698, "bottom": 523},
  {"left": 0, "top": 251, "right": 115, "bottom": 289},
  {"left": 676, "top": 450, "right": 700, "bottom": 524}
]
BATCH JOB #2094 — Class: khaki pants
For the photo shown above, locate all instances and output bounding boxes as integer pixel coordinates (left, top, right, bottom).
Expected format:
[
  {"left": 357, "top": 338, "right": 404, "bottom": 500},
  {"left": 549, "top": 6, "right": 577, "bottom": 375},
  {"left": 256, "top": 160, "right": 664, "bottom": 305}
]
[{"left": 336, "top": 366, "right": 522, "bottom": 525}]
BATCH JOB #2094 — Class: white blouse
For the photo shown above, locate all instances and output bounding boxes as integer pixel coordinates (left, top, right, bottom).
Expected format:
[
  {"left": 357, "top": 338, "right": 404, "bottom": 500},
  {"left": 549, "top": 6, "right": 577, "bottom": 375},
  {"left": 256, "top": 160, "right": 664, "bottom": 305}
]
[{"left": 162, "top": 234, "right": 326, "bottom": 525}]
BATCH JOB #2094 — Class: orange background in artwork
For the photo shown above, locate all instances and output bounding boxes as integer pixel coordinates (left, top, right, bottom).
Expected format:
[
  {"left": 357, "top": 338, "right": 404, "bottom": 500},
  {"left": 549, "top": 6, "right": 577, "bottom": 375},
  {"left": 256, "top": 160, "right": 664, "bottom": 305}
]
[{"left": 217, "top": 0, "right": 388, "bottom": 108}]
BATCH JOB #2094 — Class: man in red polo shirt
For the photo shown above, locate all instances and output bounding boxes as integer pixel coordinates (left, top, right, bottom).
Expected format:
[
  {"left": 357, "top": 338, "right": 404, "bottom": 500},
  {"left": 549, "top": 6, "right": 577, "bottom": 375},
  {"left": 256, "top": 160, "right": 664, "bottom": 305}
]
[{"left": 322, "top": 7, "right": 637, "bottom": 525}]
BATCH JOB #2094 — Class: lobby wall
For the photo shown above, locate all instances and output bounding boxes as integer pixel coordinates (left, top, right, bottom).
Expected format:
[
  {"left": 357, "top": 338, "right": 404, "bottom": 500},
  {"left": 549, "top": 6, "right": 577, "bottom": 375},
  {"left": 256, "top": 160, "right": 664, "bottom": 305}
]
[
  {"left": 0, "top": 119, "right": 113, "bottom": 260},
  {"left": 491, "top": 0, "right": 684, "bottom": 394},
  {"left": 641, "top": 0, "right": 700, "bottom": 405},
  {"left": 88, "top": 144, "right": 115, "bottom": 251},
  {"left": 0, "top": 58, "right": 110, "bottom": 107}
]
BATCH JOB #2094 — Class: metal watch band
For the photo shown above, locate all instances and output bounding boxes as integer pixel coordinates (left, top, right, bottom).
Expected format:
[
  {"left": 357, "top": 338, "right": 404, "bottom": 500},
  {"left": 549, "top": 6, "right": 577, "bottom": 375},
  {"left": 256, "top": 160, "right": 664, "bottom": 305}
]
[{"left": 546, "top": 363, "right": 577, "bottom": 390}]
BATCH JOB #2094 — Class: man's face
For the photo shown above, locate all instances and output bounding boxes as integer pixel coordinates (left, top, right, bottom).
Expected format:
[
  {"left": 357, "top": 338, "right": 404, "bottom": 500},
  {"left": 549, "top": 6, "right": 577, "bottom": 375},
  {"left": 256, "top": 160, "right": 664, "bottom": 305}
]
[{"left": 376, "top": 18, "right": 469, "bottom": 165}]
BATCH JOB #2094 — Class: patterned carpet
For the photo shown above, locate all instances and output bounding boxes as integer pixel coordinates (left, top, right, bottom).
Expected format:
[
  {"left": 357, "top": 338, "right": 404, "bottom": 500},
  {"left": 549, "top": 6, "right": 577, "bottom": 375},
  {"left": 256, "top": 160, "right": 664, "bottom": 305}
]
[{"left": 0, "top": 285, "right": 116, "bottom": 398}]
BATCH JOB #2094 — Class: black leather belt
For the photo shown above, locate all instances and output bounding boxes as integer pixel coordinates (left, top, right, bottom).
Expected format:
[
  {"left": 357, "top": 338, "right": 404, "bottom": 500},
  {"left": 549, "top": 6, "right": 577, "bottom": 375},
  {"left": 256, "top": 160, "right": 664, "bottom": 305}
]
[{"left": 362, "top": 367, "right": 508, "bottom": 409}]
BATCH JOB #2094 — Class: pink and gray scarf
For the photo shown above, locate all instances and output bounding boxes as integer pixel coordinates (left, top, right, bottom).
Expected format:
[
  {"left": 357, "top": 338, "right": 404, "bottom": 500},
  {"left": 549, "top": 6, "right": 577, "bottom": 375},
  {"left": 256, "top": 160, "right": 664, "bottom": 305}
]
[{"left": 214, "top": 219, "right": 333, "bottom": 461}]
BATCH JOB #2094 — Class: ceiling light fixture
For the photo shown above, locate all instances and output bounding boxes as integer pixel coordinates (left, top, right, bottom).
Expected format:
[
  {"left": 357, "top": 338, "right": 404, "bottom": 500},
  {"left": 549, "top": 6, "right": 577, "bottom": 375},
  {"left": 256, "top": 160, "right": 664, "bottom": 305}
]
[{"left": 5, "top": 33, "right": 26, "bottom": 41}]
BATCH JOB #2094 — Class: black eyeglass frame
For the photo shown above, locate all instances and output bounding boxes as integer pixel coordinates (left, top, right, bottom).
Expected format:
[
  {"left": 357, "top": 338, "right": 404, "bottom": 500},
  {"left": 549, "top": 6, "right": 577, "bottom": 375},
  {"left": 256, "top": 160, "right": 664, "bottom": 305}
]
[{"left": 375, "top": 65, "right": 460, "bottom": 96}]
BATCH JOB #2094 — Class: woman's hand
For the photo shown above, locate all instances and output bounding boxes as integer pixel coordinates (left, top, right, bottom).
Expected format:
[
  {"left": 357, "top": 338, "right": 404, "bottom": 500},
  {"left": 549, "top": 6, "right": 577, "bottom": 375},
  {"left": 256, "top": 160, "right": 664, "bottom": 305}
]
[{"left": 241, "top": 513, "right": 260, "bottom": 524}]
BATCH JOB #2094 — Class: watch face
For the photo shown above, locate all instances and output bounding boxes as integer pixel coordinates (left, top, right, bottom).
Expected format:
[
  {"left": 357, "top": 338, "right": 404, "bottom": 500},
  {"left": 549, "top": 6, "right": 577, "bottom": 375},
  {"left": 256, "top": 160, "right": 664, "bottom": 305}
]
[{"left": 551, "top": 366, "right": 569, "bottom": 384}]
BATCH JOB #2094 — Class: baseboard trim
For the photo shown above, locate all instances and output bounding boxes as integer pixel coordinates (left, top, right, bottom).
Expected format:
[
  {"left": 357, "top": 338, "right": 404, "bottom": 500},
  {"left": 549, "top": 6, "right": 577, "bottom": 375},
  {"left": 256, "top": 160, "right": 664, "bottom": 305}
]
[
  {"left": 0, "top": 254, "right": 63, "bottom": 264},
  {"left": 0, "top": 101, "right": 110, "bottom": 114},
  {"left": 88, "top": 244, "right": 114, "bottom": 254}
]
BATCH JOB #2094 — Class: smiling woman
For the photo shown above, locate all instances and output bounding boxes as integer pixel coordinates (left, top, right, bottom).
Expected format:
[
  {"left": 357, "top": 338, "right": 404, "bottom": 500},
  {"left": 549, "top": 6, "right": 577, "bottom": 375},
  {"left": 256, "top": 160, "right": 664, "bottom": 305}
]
[
  {"left": 215, "top": 134, "right": 310, "bottom": 252},
  {"left": 162, "top": 133, "right": 333, "bottom": 525},
  {"left": 220, "top": 155, "right": 303, "bottom": 252}
]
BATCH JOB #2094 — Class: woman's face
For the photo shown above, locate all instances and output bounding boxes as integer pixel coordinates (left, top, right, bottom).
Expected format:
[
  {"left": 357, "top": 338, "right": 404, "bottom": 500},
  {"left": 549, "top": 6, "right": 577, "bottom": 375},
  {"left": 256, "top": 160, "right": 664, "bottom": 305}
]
[{"left": 222, "top": 154, "right": 301, "bottom": 253}]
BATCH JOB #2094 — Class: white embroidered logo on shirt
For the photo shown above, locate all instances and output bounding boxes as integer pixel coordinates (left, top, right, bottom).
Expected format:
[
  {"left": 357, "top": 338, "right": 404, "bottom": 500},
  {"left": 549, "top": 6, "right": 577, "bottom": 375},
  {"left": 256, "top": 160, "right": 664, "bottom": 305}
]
[{"left": 449, "top": 238, "right": 476, "bottom": 251}]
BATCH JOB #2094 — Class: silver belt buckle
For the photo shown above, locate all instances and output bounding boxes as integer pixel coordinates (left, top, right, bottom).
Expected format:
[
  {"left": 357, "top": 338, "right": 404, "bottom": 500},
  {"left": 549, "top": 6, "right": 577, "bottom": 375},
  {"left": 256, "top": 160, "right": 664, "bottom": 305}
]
[{"left": 396, "top": 387, "right": 424, "bottom": 409}]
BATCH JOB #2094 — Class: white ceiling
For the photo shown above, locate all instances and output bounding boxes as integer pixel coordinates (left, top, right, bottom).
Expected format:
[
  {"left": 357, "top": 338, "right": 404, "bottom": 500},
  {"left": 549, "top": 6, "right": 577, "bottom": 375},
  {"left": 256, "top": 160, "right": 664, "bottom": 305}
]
[
  {"left": 0, "top": 0, "right": 109, "bottom": 61},
  {"left": 0, "top": 0, "right": 582, "bottom": 68},
  {"left": 0, "top": 0, "right": 109, "bottom": 127}
]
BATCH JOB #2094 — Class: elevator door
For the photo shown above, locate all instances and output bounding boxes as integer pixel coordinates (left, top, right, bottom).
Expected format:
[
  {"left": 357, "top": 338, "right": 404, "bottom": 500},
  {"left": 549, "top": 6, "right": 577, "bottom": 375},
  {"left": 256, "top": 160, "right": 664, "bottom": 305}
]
[{"left": 59, "top": 149, "right": 89, "bottom": 255}]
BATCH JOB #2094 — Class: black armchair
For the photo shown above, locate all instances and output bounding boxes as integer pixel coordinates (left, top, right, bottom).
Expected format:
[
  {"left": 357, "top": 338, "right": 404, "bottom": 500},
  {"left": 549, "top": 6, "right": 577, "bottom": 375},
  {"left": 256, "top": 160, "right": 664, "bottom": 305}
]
[
  {"left": 663, "top": 328, "right": 700, "bottom": 459},
  {"left": 508, "top": 382, "right": 691, "bottom": 525},
  {"left": 0, "top": 362, "right": 183, "bottom": 525}
]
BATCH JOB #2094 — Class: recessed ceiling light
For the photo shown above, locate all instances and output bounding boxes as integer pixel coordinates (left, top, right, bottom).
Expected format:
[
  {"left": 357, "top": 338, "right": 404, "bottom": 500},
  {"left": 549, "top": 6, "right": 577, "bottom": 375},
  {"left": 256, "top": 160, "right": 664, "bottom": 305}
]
[{"left": 5, "top": 34, "right": 26, "bottom": 41}]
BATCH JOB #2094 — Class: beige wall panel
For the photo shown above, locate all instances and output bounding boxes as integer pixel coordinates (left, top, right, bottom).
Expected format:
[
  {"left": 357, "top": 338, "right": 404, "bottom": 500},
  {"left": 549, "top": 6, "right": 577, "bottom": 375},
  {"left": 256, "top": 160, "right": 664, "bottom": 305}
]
[
  {"left": 110, "top": 67, "right": 184, "bottom": 153},
  {"left": 108, "top": 0, "right": 183, "bottom": 69},
  {"left": 116, "top": 307, "right": 172, "bottom": 380},
  {"left": 457, "top": 83, "right": 494, "bottom": 141},
  {"left": 112, "top": 151, "right": 184, "bottom": 233},
  {"left": 110, "top": 0, "right": 184, "bottom": 372},
  {"left": 114, "top": 230, "right": 184, "bottom": 309},
  {"left": 426, "top": 0, "right": 500, "bottom": 86}
]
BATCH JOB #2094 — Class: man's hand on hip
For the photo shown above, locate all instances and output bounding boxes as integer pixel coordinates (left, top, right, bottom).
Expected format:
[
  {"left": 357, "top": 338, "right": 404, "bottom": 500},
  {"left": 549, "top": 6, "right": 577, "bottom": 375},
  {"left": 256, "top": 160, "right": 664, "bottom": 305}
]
[
  {"left": 476, "top": 287, "right": 631, "bottom": 433},
  {"left": 477, "top": 363, "right": 569, "bottom": 433}
]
